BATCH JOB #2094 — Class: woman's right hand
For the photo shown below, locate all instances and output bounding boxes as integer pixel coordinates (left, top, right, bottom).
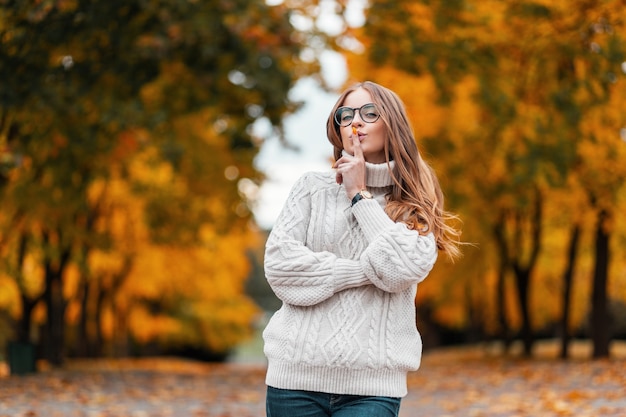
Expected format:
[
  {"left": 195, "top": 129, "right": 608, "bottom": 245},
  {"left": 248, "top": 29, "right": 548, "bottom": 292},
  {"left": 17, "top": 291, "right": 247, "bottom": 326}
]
[{"left": 333, "top": 134, "right": 366, "bottom": 199}]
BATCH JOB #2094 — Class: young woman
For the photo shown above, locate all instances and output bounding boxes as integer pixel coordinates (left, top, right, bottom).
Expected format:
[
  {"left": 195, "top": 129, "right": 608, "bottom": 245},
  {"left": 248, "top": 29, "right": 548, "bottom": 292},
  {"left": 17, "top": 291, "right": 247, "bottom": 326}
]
[{"left": 263, "top": 81, "right": 461, "bottom": 417}]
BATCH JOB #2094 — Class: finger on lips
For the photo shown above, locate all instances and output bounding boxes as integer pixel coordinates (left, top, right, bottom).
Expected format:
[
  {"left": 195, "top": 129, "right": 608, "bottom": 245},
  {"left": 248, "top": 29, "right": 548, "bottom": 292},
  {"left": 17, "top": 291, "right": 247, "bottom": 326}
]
[
  {"left": 333, "top": 126, "right": 362, "bottom": 171},
  {"left": 352, "top": 133, "right": 363, "bottom": 157}
]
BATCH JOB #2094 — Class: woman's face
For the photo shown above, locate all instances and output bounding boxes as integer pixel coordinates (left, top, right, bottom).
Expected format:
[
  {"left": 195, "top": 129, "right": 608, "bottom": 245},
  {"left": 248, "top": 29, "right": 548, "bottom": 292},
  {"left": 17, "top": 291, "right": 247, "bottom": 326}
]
[{"left": 339, "top": 88, "right": 387, "bottom": 164}]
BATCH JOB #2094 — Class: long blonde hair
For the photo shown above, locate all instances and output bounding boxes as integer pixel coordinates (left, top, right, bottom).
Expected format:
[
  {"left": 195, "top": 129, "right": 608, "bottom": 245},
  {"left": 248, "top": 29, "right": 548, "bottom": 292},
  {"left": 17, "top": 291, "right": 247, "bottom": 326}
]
[{"left": 326, "top": 81, "right": 461, "bottom": 260}]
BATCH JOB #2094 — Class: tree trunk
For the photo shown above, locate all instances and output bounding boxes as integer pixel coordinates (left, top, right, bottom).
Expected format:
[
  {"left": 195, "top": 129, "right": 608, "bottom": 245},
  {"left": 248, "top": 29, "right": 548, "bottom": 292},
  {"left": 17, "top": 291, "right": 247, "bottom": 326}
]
[
  {"left": 496, "top": 250, "right": 511, "bottom": 350},
  {"left": 591, "top": 209, "right": 611, "bottom": 358},
  {"left": 17, "top": 295, "right": 37, "bottom": 343},
  {"left": 94, "top": 287, "right": 106, "bottom": 357},
  {"left": 77, "top": 278, "right": 98, "bottom": 357},
  {"left": 102, "top": 257, "right": 133, "bottom": 357},
  {"left": 44, "top": 265, "right": 66, "bottom": 366},
  {"left": 559, "top": 224, "right": 580, "bottom": 359},
  {"left": 510, "top": 190, "right": 543, "bottom": 357},
  {"left": 465, "top": 283, "right": 481, "bottom": 344},
  {"left": 513, "top": 266, "right": 532, "bottom": 356},
  {"left": 493, "top": 214, "right": 512, "bottom": 352},
  {"left": 42, "top": 230, "right": 71, "bottom": 366},
  {"left": 113, "top": 301, "right": 130, "bottom": 357}
]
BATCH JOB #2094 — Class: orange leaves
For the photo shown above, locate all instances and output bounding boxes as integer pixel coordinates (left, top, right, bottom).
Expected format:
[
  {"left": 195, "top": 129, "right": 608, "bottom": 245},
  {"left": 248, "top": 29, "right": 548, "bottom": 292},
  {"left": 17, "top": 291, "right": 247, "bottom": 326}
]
[
  {"left": 402, "top": 343, "right": 626, "bottom": 417},
  {"left": 128, "top": 306, "right": 182, "bottom": 344},
  {"left": 111, "top": 130, "right": 142, "bottom": 162},
  {"left": 404, "top": 2, "right": 436, "bottom": 35},
  {"left": 118, "top": 227, "right": 261, "bottom": 353},
  {"left": 0, "top": 275, "right": 20, "bottom": 317},
  {"left": 223, "top": 3, "right": 292, "bottom": 52},
  {"left": 0, "top": 358, "right": 269, "bottom": 416},
  {"left": 129, "top": 148, "right": 177, "bottom": 191},
  {"left": 240, "top": 26, "right": 282, "bottom": 50}
]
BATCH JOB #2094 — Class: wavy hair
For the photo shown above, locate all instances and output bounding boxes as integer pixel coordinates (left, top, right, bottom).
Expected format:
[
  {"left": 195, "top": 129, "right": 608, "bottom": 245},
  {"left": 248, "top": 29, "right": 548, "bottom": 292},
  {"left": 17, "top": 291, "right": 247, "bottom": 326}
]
[{"left": 326, "top": 81, "right": 461, "bottom": 259}]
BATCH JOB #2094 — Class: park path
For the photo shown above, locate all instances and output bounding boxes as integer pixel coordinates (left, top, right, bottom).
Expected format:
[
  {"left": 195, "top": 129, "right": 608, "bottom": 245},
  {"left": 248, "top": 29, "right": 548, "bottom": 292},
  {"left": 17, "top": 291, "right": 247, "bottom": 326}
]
[{"left": 1, "top": 341, "right": 625, "bottom": 417}]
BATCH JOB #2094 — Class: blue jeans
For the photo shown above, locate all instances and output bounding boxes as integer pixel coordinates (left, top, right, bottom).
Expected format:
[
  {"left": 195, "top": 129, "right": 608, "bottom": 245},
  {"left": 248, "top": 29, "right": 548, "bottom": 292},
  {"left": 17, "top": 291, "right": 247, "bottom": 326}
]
[{"left": 266, "top": 386, "right": 402, "bottom": 417}]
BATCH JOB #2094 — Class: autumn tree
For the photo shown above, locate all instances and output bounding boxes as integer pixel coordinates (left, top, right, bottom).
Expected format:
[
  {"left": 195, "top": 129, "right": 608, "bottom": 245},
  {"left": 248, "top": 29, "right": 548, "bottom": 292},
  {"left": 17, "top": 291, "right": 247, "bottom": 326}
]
[
  {"left": 0, "top": 0, "right": 326, "bottom": 364},
  {"left": 341, "top": 0, "right": 626, "bottom": 356}
]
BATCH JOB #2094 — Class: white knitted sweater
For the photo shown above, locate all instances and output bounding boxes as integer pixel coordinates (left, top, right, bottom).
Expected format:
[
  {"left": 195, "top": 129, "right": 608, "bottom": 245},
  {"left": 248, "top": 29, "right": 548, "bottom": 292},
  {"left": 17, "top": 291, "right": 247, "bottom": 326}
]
[{"left": 262, "top": 159, "right": 438, "bottom": 398}]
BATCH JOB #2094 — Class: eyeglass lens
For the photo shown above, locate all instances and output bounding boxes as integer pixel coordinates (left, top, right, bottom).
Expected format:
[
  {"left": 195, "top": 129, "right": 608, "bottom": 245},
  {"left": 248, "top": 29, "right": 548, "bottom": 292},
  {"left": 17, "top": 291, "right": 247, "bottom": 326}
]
[{"left": 334, "top": 103, "right": 380, "bottom": 127}]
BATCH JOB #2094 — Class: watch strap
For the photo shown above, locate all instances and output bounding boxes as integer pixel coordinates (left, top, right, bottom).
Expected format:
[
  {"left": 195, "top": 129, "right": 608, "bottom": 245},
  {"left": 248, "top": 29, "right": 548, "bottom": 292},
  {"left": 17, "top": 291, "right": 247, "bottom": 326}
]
[
  {"left": 351, "top": 193, "right": 364, "bottom": 206},
  {"left": 351, "top": 190, "right": 372, "bottom": 207}
]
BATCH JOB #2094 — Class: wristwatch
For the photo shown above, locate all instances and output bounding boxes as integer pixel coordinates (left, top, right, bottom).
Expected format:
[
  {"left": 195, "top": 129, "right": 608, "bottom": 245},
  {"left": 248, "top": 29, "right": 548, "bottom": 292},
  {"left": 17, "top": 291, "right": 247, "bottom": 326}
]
[{"left": 351, "top": 189, "right": 373, "bottom": 206}]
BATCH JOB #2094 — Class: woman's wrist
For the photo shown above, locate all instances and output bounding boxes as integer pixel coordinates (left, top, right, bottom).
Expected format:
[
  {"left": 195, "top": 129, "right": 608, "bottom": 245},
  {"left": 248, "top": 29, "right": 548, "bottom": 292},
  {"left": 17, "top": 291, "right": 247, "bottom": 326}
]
[
  {"left": 347, "top": 186, "right": 366, "bottom": 199},
  {"left": 351, "top": 189, "right": 373, "bottom": 206}
]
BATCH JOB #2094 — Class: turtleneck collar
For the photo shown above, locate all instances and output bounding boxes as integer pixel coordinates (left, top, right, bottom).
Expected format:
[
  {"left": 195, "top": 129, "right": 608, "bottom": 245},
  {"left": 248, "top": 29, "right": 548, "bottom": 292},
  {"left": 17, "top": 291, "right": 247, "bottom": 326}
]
[
  {"left": 366, "top": 159, "right": 395, "bottom": 188},
  {"left": 341, "top": 150, "right": 395, "bottom": 188}
]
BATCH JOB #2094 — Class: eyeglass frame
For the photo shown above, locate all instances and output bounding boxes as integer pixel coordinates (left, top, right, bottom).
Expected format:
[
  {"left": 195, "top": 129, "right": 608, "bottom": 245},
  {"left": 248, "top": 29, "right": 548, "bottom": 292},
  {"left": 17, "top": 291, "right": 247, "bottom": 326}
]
[{"left": 334, "top": 103, "right": 381, "bottom": 127}]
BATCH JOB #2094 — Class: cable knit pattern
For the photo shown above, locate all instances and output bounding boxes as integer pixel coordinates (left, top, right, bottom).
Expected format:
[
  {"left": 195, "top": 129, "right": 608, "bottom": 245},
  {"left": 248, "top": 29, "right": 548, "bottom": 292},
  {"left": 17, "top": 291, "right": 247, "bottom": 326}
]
[{"left": 263, "top": 160, "right": 438, "bottom": 398}]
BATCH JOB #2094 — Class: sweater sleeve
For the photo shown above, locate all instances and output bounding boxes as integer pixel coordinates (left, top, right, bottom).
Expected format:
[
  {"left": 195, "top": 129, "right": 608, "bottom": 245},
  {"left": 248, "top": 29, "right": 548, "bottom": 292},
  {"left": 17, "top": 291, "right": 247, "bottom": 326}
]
[
  {"left": 264, "top": 173, "right": 371, "bottom": 307},
  {"left": 352, "top": 198, "right": 438, "bottom": 293}
]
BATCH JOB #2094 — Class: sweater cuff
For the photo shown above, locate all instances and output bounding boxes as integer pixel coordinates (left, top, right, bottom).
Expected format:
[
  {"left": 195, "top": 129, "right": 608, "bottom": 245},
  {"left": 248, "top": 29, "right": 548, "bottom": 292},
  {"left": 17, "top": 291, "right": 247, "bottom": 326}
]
[
  {"left": 333, "top": 258, "right": 369, "bottom": 292},
  {"left": 352, "top": 199, "right": 395, "bottom": 242}
]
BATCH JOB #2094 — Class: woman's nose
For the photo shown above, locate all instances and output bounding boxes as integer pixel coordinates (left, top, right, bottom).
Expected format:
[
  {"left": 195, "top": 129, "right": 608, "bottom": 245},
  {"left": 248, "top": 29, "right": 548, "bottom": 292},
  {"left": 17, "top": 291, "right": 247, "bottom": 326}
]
[{"left": 351, "top": 111, "right": 364, "bottom": 125}]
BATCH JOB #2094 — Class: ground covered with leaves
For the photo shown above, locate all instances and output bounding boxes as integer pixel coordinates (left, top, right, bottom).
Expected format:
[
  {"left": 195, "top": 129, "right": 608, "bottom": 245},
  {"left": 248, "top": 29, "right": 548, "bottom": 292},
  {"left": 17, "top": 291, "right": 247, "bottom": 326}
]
[{"left": 1, "top": 341, "right": 625, "bottom": 417}]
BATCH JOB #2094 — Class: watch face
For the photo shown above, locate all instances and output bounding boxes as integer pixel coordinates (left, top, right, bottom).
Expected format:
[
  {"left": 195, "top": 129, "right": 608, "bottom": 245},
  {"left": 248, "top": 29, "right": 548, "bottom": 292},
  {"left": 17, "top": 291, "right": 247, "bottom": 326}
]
[{"left": 361, "top": 190, "right": 373, "bottom": 199}]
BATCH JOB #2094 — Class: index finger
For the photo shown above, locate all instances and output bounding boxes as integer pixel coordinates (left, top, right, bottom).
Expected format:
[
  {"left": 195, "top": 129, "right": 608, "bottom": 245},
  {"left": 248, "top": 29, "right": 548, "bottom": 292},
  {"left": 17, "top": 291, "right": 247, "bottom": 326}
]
[{"left": 351, "top": 128, "right": 364, "bottom": 159}]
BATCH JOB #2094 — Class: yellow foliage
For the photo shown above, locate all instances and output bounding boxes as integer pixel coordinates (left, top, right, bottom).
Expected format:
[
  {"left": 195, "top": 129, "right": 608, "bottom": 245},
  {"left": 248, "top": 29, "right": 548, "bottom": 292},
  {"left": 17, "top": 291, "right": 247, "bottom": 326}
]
[
  {"left": 65, "top": 299, "right": 81, "bottom": 326},
  {"left": 341, "top": 0, "right": 626, "bottom": 338},
  {"left": 20, "top": 253, "right": 45, "bottom": 298},
  {"left": 405, "top": 2, "right": 436, "bottom": 34},
  {"left": 32, "top": 302, "right": 46, "bottom": 325},
  {"left": 62, "top": 263, "right": 81, "bottom": 300},
  {"left": 197, "top": 298, "right": 259, "bottom": 353},
  {"left": 128, "top": 306, "right": 182, "bottom": 344},
  {"left": 448, "top": 77, "right": 481, "bottom": 135},
  {"left": 119, "top": 225, "right": 261, "bottom": 352},
  {"left": 127, "top": 147, "right": 176, "bottom": 188},
  {"left": 0, "top": 275, "right": 20, "bottom": 317}
]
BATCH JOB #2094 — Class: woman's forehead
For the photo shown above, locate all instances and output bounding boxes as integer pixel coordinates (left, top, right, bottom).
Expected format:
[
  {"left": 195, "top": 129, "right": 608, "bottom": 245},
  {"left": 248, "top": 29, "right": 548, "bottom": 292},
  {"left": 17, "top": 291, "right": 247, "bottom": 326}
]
[{"left": 343, "top": 88, "right": 373, "bottom": 107}]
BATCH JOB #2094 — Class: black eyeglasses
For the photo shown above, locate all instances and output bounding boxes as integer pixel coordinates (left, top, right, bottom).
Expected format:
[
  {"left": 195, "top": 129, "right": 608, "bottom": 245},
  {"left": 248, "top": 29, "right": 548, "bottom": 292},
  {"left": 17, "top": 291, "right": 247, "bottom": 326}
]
[{"left": 334, "top": 103, "right": 381, "bottom": 127}]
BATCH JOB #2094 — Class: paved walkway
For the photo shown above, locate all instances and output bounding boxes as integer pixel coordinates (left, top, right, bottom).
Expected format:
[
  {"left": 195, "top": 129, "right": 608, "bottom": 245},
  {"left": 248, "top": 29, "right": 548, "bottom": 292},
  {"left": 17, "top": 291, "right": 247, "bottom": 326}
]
[{"left": 1, "top": 342, "right": 625, "bottom": 416}]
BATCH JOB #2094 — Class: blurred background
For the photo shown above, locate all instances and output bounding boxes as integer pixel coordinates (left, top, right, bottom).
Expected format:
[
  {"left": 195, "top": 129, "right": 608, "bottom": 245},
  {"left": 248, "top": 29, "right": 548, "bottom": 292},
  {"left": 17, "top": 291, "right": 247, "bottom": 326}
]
[{"left": 1, "top": 0, "right": 625, "bottom": 373}]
